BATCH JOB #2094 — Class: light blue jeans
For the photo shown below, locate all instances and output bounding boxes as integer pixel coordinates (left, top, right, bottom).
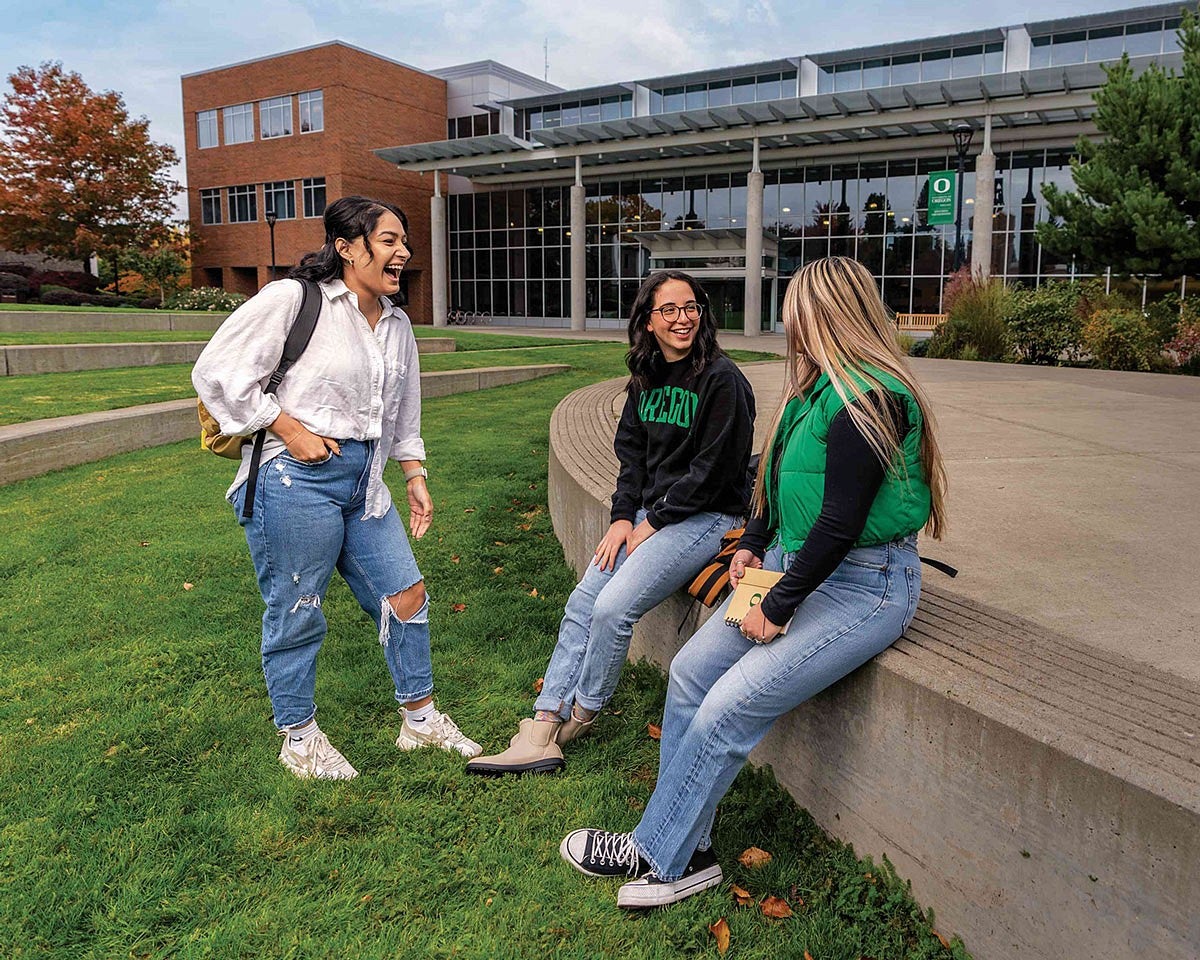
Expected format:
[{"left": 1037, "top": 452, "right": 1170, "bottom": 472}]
[
  {"left": 631, "top": 536, "right": 922, "bottom": 880},
  {"left": 232, "top": 439, "right": 434, "bottom": 729},
  {"left": 534, "top": 509, "right": 741, "bottom": 720}
]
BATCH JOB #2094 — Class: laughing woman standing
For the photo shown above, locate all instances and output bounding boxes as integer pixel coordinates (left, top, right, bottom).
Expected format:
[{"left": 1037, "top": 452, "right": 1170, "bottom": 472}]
[{"left": 192, "top": 196, "right": 481, "bottom": 780}]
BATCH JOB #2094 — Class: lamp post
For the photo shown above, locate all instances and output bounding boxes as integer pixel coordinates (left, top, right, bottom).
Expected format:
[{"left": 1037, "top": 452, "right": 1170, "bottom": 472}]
[
  {"left": 265, "top": 208, "right": 278, "bottom": 282},
  {"left": 951, "top": 121, "right": 974, "bottom": 272}
]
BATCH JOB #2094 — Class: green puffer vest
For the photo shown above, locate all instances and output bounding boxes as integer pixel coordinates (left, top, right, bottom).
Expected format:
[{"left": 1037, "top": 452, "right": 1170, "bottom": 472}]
[{"left": 766, "top": 364, "right": 931, "bottom": 552}]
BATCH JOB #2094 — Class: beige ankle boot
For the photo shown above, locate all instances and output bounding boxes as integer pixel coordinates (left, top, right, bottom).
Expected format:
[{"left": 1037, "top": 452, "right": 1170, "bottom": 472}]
[
  {"left": 556, "top": 708, "right": 596, "bottom": 746},
  {"left": 466, "top": 717, "right": 564, "bottom": 776}
]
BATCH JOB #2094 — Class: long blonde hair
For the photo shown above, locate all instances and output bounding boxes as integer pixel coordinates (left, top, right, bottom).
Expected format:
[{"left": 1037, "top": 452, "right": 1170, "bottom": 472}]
[{"left": 752, "top": 257, "right": 947, "bottom": 540}]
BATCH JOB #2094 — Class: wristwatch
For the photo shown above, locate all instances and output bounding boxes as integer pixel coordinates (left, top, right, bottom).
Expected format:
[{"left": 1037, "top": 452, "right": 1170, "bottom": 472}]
[{"left": 403, "top": 466, "right": 428, "bottom": 483}]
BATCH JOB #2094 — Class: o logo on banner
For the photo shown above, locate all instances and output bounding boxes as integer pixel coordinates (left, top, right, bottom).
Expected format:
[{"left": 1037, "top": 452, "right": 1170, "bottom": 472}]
[{"left": 933, "top": 176, "right": 952, "bottom": 195}]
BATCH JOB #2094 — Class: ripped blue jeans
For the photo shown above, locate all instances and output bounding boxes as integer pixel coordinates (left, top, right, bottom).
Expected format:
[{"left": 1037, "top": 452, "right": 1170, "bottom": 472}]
[{"left": 232, "top": 439, "right": 433, "bottom": 729}]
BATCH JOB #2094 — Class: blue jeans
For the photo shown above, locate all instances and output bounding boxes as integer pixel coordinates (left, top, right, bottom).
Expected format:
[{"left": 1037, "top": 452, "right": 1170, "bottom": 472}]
[
  {"left": 534, "top": 509, "right": 740, "bottom": 720},
  {"left": 232, "top": 439, "right": 434, "bottom": 729},
  {"left": 631, "top": 536, "right": 922, "bottom": 880}
]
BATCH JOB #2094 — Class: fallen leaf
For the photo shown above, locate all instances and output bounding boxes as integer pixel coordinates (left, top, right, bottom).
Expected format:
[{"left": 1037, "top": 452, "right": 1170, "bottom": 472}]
[
  {"left": 934, "top": 930, "right": 951, "bottom": 949},
  {"left": 529, "top": 588, "right": 539, "bottom": 597},
  {"left": 805, "top": 952, "right": 815, "bottom": 960},
  {"left": 464, "top": 507, "right": 476, "bottom": 513},
  {"left": 647, "top": 723, "right": 662, "bottom": 740},
  {"left": 533, "top": 677, "right": 544, "bottom": 693},
  {"left": 494, "top": 540, "right": 507, "bottom": 546},
  {"left": 183, "top": 582, "right": 194, "bottom": 591},
  {"left": 485, "top": 897, "right": 493, "bottom": 905},
  {"left": 708, "top": 918, "right": 730, "bottom": 955},
  {"left": 528, "top": 483, "right": 537, "bottom": 490},
  {"left": 738, "top": 846, "right": 773, "bottom": 869},
  {"left": 493, "top": 566, "right": 504, "bottom": 574},
  {"left": 761, "top": 895, "right": 793, "bottom": 919},
  {"left": 731, "top": 884, "right": 754, "bottom": 907},
  {"left": 450, "top": 555, "right": 460, "bottom": 564},
  {"left": 360, "top": 894, "right": 372, "bottom": 903},
  {"left": 517, "top": 523, "right": 532, "bottom": 531},
  {"left": 105, "top": 745, "right": 120, "bottom": 757},
  {"left": 139, "top": 541, "right": 150, "bottom": 547},
  {"left": 24, "top": 718, "right": 35, "bottom": 725},
  {"left": 451, "top": 602, "right": 467, "bottom": 613}
]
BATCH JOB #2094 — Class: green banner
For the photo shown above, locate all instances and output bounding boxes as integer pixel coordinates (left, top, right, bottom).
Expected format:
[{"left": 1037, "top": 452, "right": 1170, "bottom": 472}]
[{"left": 927, "top": 170, "right": 956, "bottom": 226}]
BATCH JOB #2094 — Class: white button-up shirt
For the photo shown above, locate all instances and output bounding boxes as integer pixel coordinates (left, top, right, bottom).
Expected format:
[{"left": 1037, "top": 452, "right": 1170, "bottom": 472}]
[{"left": 191, "top": 278, "right": 425, "bottom": 519}]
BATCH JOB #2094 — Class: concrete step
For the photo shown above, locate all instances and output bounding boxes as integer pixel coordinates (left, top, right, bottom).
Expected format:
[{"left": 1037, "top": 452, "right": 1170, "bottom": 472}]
[
  {"left": 0, "top": 363, "right": 567, "bottom": 485},
  {"left": 0, "top": 336, "right": 456, "bottom": 375},
  {"left": 0, "top": 311, "right": 229, "bottom": 333}
]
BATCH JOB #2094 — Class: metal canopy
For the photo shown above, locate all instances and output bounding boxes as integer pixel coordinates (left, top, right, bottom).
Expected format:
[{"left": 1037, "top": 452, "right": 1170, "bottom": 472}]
[
  {"left": 373, "top": 55, "right": 1179, "bottom": 178},
  {"left": 632, "top": 227, "right": 779, "bottom": 255}
]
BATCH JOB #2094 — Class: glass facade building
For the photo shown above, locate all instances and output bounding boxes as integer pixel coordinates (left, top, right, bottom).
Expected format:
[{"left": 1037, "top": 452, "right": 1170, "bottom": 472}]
[{"left": 376, "top": 3, "right": 1186, "bottom": 331}]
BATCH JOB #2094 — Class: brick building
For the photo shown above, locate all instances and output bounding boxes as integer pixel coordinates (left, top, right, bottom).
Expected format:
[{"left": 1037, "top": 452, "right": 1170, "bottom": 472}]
[{"left": 182, "top": 43, "right": 450, "bottom": 321}]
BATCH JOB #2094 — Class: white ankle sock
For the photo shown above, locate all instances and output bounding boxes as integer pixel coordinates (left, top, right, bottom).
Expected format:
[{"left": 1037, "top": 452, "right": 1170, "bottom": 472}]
[
  {"left": 404, "top": 703, "right": 436, "bottom": 725},
  {"left": 287, "top": 720, "right": 319, "bottom": 743}
]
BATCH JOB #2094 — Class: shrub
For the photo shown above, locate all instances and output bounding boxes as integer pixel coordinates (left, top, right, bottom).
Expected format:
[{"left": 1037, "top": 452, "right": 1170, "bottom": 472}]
[
  {"left": 908, "top": 338, "right": 929, "bottom": 358},
  {"left": 0, "top": 271, "right": 33, "bottom": 301},
  {"left": 1143, "top": 292, "right": 1199, "bottom": 347},
  {"left": 0, "top": 262, "right": 35, "bottom": 278},
  {"left": 1004, "top": 283, "right": 1084, "bottom": 365},
  {"left": 30, "top": 269, "right": 99, "bottom": 294},
  {"left": 139, "top": 296, "right": 163, "bottom": 310},
  {"left": 1081, "top": 309, "right": 1162, "bottom": 371},
  {"left": 896, "top": 333, "right": 917, "bottom": 355},
  {"left": 940, "top": 266, "right": 975, "bottom": 314},
  {"left": 1164, "top": 311, "right": 1200, "bottom": 375},
  {"left": 38, "top": 287, "right": 93, "bottom": 306},
  {"left": 165, "top": 287, "right": 246, "bottom": 312},
  {"left": 927, "top": 276, "right": 1010, "bottom": 362}
]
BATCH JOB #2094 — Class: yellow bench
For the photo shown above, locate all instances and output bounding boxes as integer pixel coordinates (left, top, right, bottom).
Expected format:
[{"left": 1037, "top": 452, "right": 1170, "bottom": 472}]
[{"left": 896, "top": 312, "right": 945, "bottom": 332}]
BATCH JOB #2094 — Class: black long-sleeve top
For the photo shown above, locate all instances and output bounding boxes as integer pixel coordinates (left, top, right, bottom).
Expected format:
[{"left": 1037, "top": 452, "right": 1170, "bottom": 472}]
[
  {"left": 739, "top": 392, "right": 909, "bottom": 626},
  {"left": 610, "top": 354, "right": 755, "bottom": 529}
]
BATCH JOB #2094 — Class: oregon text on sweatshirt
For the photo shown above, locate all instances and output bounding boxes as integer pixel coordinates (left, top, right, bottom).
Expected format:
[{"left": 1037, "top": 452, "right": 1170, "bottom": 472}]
[{"left": 610, "top": 353, "right": 756, "bottom": 529}]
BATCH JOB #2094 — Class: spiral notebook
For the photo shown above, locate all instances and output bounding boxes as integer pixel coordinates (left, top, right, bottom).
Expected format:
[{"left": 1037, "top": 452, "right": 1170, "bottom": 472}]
[{"left": 723, "top": 567, "right": 789, "bottom": 635}]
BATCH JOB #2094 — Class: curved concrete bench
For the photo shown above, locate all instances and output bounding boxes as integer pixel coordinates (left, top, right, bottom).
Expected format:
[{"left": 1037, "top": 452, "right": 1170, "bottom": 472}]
[
  {"left": 548, "top": 373, "right": 1200, "bottom": 960},
  {"left": 0, "top": 364, "right": 567, "bottom": 485},
  {"left": 0, "top": 337, "right": 456, "bottom": 376}
]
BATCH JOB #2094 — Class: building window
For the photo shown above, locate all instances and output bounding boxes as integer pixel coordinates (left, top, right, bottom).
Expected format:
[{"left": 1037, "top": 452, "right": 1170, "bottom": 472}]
[
  {"left": 264, "top": 181, "right": 296, "bottom": 219},
  {"left": 223, "top": 103, "right": 254, "bottom": 144},
  {"left": 200, "top": 188, "right": 221, "bottom": 225},
  {"left": 228, "top": 184, "right": 257, "bottom": 223},
  {"left": 302, "top": 178, "right": 326, "bottom": 218},
  {"left": 299, "top": 90, "right": 324, "bottom": 133},
  {"left": 197, "top": 110, "right": 218, "bottom": 149},
  {"left": 260, "top": 95, "right": 292, "bottom": 139}
]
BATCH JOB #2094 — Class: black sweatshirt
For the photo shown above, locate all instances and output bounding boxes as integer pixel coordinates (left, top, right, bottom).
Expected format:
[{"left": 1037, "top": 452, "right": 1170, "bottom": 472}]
[
  {"left": 610, "top": 354, "right": 756, "bottom": 529},
  {"left": 739, "top": 392, "right": 909, "bottom": 626}
]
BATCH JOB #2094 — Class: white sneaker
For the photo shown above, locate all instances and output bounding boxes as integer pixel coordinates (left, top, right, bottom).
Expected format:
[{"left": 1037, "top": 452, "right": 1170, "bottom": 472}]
[
  {"left": 396, "top": 709, "right": 483, "bottom": 758},
  {"left": 278, "top": 728, "right": 359, "bottom": 780}
]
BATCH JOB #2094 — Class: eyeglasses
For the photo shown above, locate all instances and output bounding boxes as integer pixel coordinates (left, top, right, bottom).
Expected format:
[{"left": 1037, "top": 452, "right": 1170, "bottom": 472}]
[{"left": 650, "top": 301, "right": 704, "bottom": 322}]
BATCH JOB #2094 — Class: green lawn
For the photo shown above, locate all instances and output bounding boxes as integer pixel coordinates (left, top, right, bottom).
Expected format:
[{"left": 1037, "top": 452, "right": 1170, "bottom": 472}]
[
  {"left": 0, "top": 328, "right": 593, "bottom": 349},
  {"left": 0, "top": 331, "right": 220, "bottom": 346},
  {"left": 0, "top": 345, "right": 776, "bottom": 426},
  {"left": 0, "top": 347, "right": 966, "bottom": 959}
]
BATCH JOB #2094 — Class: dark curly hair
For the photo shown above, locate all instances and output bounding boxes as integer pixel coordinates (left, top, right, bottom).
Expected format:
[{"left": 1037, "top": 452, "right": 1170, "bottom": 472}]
[
  {"left": 625, "top": 271, "right": 723, "bottom": 392},
  {"left": 291, "top": 195, "right": 410, "bottom": 286}
]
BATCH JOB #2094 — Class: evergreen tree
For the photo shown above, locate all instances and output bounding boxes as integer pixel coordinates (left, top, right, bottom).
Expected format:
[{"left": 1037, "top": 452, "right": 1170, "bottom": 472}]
[{"left": 1038, "top": 10, "right": 1200, "bottom": 278}]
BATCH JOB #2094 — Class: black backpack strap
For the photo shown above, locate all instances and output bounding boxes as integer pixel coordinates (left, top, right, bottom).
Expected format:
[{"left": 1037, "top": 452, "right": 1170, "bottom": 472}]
[
  {"left": 242, "top": 280, "right": 322, "bottom": 520},
  {"left": 920, "top": 555, "right": 959, "bottom": 578}
]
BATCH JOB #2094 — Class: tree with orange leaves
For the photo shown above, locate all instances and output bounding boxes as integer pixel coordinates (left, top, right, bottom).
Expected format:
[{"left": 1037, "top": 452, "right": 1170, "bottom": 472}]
[{"left": 0, "top": 62, "right": 179, "bottom": 271}]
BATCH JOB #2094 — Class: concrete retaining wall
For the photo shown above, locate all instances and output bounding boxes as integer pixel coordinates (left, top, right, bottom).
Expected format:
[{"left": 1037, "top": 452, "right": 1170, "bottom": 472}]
[
  {"left": 0, "top": 337, "right": 456, "bottom": 376},
  {"left": 0, "top": 311, "right": 229, "bottom": 333},
  {"left": 0, "top": 363, "right": 568, "bottom": 485},
  {"left": 547, "top": 377, "right": 1200, "bottom": 960}
]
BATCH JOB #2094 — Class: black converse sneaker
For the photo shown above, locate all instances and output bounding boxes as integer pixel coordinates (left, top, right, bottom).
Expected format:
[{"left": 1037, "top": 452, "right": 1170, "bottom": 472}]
[
  {"left": 616, "top": 846, "right": 723, "bottom": 908},
  {"left": 559, "top": 829, "right": 651, "bottom": 878}
]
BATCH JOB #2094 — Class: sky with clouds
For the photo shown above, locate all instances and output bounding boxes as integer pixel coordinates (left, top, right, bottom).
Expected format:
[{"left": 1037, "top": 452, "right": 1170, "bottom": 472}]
[{"left": 0, "top": 0, "right": 1163, "bottom": 214}]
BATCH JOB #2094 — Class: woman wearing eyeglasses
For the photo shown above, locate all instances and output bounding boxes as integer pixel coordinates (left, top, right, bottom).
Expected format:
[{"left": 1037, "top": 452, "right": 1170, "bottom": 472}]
[{"left": 468, "top": 271, "right": 756, "bottom": 776}]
